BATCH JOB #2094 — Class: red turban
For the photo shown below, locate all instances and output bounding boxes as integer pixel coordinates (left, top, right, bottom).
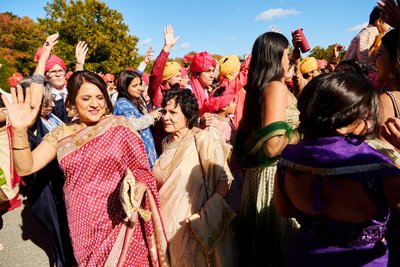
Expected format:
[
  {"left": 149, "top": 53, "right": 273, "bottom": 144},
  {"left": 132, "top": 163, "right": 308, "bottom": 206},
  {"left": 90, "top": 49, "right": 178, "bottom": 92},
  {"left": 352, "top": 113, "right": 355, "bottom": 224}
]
[
  {"left": 103, "top": 73, "right": 115, "bottom": 82},
  {"left": 188, "top": 52, "right": 216, "bottom": 73},
  {"left": 205, "top": 91, "right": 236, "bottom": 113},
  {"left": 7, "top": 72, "right": 23, "bottom": 88},
  {"left": 142, "top": 73, "right": 150, "bottom": 85},
  {"left": 34, "top": 47, "right": 67, "bottom": 72},
  {"left": 180, "top": 66, "right": 188, "bottom": 78}
]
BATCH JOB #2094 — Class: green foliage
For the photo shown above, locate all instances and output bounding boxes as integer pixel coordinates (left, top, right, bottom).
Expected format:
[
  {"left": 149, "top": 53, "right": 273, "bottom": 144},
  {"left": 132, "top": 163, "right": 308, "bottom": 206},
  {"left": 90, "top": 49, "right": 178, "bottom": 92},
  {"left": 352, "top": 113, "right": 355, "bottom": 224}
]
[
  {"left": 0, "top": 56, "right": 17, "bottom": 92},
  {"left": 309, "top": 44, "right": 346, "bottom": 61},
  {"left": 0, "top": 12, "right": 46, "bottom": 81},
  {"left": 38, "top": 0, "right": 139, "bottom": 74}
]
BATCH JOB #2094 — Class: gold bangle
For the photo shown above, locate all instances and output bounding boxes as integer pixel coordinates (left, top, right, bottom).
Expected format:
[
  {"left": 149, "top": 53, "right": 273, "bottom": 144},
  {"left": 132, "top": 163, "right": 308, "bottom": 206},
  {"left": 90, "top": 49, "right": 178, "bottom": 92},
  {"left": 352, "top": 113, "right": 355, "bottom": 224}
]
[{"left": 12, "top": 145, "right": 30, "bottom": 151}]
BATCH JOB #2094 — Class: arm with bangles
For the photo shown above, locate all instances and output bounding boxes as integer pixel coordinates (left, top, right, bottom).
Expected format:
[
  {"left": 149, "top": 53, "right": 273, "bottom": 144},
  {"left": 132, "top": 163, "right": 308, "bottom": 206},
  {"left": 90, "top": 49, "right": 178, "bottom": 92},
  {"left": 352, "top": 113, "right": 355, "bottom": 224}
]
[{"left": 2, "top": 34, "right": 59, "bottom": 176}]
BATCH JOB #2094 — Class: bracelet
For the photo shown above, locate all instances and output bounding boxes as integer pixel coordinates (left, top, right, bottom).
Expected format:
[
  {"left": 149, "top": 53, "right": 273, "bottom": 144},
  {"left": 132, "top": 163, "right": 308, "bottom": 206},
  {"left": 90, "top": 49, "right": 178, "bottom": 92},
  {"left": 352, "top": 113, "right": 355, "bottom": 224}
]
[
  {"left": 12, "top": 145, "right": 30, "bottom": 151},
  {"left": 31, "top": 73, "right": 46, "bottom": 85},
  {"left": 76, "top": 62, "right": 84, "bottom": 65}
]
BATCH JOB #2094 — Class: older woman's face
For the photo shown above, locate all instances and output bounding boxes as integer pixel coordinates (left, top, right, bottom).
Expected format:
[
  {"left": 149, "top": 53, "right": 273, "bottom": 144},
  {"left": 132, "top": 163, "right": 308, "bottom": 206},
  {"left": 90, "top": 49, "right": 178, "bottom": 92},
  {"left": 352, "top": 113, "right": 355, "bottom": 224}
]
[
  {"left": 75, "top": 82, "right": 107, "bottom": 126},
  {"left": 162, "top": 98, "right": 187, "bottom": 133},
  {"left": 41, "top": 99, "right": 55, "bottom": 118}
]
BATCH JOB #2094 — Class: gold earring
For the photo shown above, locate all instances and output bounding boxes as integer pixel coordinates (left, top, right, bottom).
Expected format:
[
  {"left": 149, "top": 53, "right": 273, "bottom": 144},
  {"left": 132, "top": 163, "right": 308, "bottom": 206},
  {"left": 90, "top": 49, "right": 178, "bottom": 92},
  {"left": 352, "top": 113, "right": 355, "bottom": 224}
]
[{"left": 105, "top": 106, "right": 110, "bottom": 114}]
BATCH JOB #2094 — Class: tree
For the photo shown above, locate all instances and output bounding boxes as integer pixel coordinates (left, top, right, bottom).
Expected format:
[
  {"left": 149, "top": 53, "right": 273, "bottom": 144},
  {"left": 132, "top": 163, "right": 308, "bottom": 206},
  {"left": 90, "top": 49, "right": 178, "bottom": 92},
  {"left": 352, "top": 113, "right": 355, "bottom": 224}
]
[
  {"left": 38, "top": 0, "right": 140, "bottom": 74},
  {"left": 0, "top": 12, "right": 46, "bottom": 85},
  {"left": 0, "top": 56, "right": 17, "bottom": 92},
  {"left": 309, "top": 45, "right": 346, "bottom": 61}
]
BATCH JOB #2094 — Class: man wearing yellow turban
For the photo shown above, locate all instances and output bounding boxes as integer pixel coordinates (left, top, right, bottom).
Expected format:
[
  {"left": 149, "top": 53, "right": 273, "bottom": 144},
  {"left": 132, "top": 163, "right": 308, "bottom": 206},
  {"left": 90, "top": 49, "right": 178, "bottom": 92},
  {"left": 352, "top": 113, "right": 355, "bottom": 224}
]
[{"left": 218, "top": 55, "right": 241, "bottom": 81}]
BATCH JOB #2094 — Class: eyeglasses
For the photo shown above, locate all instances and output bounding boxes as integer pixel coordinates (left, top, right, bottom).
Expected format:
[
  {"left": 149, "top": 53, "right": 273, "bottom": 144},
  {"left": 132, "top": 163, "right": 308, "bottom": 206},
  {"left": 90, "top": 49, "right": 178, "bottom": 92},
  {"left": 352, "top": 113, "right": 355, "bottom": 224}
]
[
  {"left": 47, "top": 69, "right": 66, "bottom": 78},
  {"left": 107, "top": 80, "right": 115, "bottom": 83}
]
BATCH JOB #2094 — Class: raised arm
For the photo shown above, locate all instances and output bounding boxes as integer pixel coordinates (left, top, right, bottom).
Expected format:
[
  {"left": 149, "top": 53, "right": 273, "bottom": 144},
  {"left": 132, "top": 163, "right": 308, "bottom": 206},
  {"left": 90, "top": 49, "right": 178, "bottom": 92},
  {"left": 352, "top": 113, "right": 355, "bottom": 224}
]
[
  {"left": 378, "top": 0, "right": 400, "bottom": 28},
  {"left": 31, "top": 33, "right": 59, "bottom": 108},
  {"left": 148, "top": 25, "right": 180, "bottom": 107},
  {"left": 2, "top": 86, "right": 57, "bottom": 176},
  {"left": 136, "top": 46, "right": 154, "bottom": 74},
  {"left": 75, "top": 41, "right": 88, "bottom": 71}
]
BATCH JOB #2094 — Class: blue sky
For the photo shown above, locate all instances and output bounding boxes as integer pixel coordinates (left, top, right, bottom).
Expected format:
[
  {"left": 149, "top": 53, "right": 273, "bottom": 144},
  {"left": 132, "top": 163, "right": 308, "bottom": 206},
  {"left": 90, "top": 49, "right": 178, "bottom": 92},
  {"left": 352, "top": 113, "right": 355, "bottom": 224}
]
[{"left": 1, "top": 0, "right": 381, "bottom": 59}]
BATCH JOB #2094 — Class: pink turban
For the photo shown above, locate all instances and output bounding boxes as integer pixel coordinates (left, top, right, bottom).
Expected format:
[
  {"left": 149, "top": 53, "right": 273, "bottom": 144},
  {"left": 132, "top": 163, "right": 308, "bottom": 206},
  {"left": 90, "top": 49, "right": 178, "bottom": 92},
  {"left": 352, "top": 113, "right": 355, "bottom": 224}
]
[
  {"left": 205, "top": 91, "right": 236, "bottom": 113},
  {"left": 103, "top": 73, "right": 115, "bottom": 82},
  {"left": 34, "top": 47, "right": 67, "bottom": 72},
  {"left": 188, "top": 52, "right": 216, "bottom": 73},
  {"left": 317, "top": 59, "right": 328, "bottom": 69},
  {"left": 180, "top": 67, "right": 188, "bottom": 78},
  {"left": 142, "top": 73, "right": 150, "bottom": 85}
]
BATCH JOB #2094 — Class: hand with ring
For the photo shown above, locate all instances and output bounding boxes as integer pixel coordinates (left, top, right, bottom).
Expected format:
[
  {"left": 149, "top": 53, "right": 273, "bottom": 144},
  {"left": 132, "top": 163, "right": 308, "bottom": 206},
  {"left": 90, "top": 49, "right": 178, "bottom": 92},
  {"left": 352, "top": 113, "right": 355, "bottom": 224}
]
[{"left": 41, "top": 33, "right": 59, "bottom": 62}]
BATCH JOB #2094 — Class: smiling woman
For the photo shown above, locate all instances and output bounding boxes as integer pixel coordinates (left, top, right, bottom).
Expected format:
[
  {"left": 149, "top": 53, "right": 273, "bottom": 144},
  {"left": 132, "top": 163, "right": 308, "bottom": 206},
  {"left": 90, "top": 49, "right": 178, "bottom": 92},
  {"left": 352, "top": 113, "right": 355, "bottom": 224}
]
[
  {"left": 113, "top": 70, "right": 162, "bottom": 168},
  {"left": 3, "top": 41, "right": 169, "bottom": 266},
  {"left": 153, "top": 88, "right": 237, "bottom": 267}
]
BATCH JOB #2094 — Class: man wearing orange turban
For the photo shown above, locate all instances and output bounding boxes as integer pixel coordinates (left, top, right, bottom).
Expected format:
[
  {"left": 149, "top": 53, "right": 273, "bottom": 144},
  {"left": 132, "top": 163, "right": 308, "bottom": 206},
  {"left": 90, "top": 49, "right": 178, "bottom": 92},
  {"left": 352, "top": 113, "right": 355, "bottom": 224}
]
[{"left": 215, "top": 54, "right": 251, "bottom": 128}]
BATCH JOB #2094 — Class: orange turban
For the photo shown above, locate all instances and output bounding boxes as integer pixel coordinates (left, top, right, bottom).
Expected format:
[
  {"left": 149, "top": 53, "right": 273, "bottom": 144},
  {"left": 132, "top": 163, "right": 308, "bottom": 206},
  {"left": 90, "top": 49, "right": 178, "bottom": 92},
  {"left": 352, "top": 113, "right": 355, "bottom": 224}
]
[
  {"left": 219, "top": 55, "right": 240, "bottom": 80},
  {"left": 162, "top": 62, "right": 181, "bottom": 81}
]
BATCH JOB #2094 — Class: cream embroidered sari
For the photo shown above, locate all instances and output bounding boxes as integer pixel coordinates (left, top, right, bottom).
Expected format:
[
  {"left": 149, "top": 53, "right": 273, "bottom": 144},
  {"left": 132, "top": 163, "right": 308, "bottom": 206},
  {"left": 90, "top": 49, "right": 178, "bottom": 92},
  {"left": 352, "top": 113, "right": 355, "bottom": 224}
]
[{"left": 153, "top": 128, "right": 237, "bottom": 267}]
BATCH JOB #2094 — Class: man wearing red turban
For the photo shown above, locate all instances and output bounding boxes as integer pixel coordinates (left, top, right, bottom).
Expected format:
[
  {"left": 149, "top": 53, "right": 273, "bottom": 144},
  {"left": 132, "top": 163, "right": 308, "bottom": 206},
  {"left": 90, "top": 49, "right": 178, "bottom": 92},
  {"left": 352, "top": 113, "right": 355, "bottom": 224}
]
[
  {"left": 34, "top": 47, "right": 68, "bottom": 121},
  {"left": 186, "top": 51, "right": 216, "bottom": 116}
]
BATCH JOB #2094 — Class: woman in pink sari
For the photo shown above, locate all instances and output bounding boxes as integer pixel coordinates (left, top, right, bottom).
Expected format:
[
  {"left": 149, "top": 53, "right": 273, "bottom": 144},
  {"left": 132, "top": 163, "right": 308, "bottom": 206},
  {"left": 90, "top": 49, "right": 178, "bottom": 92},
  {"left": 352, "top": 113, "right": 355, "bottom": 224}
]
[{"left": 3, "top": 34, "right": 168, "bottom": 267}]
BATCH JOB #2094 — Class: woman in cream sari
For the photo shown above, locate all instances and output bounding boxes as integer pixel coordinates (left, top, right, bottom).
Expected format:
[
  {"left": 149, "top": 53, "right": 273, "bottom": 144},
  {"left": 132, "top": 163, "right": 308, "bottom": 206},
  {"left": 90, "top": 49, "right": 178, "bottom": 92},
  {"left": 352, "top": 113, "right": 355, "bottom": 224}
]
[{"left": 153, "top": 89, "right": 237, "bottom": 267}]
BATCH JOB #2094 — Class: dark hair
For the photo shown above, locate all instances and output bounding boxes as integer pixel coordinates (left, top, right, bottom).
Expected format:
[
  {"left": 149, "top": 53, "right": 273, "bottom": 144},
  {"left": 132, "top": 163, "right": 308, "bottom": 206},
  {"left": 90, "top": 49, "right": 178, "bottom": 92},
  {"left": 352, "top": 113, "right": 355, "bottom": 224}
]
[
  {"left": 334, "top": 59, "right": 369, "bottom": 80},
  {"left": 162, "top": 88, "right": 199, "bottom": 128},
  {"left": 381, "top": 28, "right": 400, "bottom": 79},
  {"left": 65, "top": 70, "right": 113, "bottom": 113},
  {"left": 369, "top": 6, "right": 382, "bottom": 25},
  {"left": 116, "top": 70, "right": 146, "bottom": 114},
  {"left": 239, "top": 31, "right": 289, "bottom": 137},
  {"left": 298, "top": 72, "right": 380, "bottom": 139}
]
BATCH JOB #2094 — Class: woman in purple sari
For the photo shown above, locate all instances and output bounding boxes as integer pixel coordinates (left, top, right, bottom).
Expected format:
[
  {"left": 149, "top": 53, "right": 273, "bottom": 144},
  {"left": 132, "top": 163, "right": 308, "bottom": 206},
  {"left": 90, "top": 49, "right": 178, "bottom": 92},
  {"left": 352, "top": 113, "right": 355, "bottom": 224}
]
[{"left": 275, "top": 72, "right": 400, "bottom": 267}]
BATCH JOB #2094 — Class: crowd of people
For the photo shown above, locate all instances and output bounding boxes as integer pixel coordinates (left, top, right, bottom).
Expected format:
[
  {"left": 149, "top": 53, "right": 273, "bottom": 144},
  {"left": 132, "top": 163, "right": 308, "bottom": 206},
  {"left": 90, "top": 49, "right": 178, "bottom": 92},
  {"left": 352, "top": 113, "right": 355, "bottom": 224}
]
[{"left": 1, "top": 1, "right": 400, "bottom": 266}]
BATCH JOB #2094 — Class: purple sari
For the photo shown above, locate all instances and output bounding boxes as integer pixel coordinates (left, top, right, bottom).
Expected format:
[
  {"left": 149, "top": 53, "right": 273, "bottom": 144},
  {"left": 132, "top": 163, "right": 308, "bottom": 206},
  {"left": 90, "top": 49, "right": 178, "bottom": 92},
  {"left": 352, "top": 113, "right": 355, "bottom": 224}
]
[{"left": 278, "top": 136, "right": 400, "bottom": 267}]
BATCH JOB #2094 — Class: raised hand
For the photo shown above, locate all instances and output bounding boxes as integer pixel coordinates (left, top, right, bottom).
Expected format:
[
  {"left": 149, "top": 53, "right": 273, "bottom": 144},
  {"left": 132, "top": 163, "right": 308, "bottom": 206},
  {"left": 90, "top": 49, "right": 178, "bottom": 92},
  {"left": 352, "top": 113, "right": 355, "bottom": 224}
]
[
  {"left": 143, "top": 46, "right": 154, "bottom": 64},
  {"left": 378, "top": 0, "right": 400, "bottom": 28},
  {"left": 75, "top": 41, "right": 89, "bottom": 67},
  {"left": 163, "top": 25, "right": 180, "bottom": 52},
  {"left": 384, "top": 117, "right": 400, "bottom": 150},
  {"left": 39, "top": 33, "right": 59, "bottom": 64},
  {"left": 2, "top": 86, "right": 40, "bottom": 131}
]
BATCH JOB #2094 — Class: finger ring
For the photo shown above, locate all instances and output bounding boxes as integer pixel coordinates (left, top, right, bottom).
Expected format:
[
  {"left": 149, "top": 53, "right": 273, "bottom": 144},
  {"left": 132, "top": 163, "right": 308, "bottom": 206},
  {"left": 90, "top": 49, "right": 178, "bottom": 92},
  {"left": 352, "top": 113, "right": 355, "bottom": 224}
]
[{"left": 45, "top": 41, "right": 50, "bottom": 46}]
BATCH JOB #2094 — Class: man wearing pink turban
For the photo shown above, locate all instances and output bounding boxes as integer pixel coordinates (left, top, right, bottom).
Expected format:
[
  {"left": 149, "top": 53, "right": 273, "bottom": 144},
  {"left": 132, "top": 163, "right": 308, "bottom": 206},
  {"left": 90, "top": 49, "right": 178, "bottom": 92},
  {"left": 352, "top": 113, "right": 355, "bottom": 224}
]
[
  {"left": 34, "top": 47, "right": 69, "bottom": 122},
  {"left": 186, "top": 51, "right": 216, "bottom": 116}
]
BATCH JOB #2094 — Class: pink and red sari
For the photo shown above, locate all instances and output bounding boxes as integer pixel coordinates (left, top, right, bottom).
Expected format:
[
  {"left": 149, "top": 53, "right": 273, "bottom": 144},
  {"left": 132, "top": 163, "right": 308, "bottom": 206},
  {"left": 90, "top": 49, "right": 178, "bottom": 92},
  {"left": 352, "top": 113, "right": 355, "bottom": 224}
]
[{"left": 44, "top": 116, "right": 168, "bottom": 267}]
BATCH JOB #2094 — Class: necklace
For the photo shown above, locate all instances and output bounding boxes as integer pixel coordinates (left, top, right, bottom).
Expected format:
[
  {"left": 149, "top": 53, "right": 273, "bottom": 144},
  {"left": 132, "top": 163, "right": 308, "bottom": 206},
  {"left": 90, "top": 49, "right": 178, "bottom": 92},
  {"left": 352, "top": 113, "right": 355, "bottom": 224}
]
[
  {"left": 71, "top": 121, "right": 100, "bottom": 147},
  {"left": 157, "top": 128, "right": 190, "bottom": 170}
]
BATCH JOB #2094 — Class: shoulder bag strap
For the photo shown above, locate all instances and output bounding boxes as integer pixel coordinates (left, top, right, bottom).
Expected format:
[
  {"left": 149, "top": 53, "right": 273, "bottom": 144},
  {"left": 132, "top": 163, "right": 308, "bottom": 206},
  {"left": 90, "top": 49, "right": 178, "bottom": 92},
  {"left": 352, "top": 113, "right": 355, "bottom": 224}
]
[
  {"left": 194, "top": 135, "right": 209, "bottom": 199},
  {"left": 386, "top": 91, "right": 400, "bottom": 117}
]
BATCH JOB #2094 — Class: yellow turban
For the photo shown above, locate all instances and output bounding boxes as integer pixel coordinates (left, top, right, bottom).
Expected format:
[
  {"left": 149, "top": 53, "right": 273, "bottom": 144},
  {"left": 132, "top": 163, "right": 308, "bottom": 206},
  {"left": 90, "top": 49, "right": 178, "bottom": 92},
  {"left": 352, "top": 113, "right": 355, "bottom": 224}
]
[
  {"left": 219, "top": 55, "right": 240, "bottom": 80},
  {"left": 300, "top": 57, "right": 318, "bottom": 75},
  {"left": 163, "top": 61, "right": 181, "bottom": 81}
]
